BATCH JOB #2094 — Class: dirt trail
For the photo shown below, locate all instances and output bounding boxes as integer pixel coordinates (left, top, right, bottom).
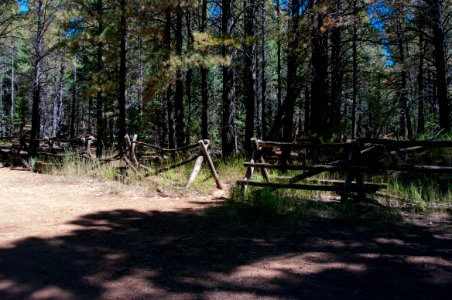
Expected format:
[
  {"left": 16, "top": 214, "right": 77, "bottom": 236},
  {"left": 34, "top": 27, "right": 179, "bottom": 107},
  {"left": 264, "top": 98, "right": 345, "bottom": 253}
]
[{"left": 0, "top": 168, "right": 451, "bottom": 300}]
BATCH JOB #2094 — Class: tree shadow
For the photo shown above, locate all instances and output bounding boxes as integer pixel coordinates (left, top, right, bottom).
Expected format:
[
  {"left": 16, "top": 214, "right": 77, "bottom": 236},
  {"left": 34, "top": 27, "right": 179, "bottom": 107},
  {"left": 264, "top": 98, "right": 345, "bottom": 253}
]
[{"left": 0, "top": 204, "right": 451, "bottom": 299}]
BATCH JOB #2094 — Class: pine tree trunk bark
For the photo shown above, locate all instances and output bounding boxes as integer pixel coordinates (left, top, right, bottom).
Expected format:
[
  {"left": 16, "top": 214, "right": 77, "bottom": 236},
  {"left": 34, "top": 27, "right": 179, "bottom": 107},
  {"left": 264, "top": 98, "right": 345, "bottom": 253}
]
[
  {"left": 260, "top": 1, "right": 267, "bottom": 139},
  {"left": 222, "top": 0, "right": 236, "bottom": 157},
  {"left": 417, "top": 37, "right": 425, "bottom": 135},
  {"left": 244, "top": 0, "right": 256, "bottom": 155},
  {"left": 310, "top": 10, "right": 329, "bottom": 139},
  {"left": 351, "top": 0, "right": 358, "bottom": 139},
  {"left": 165, "top": 10, "right": 175, "bottom": 149},
  {"left": 330, "top": 0, "right": 343, "bottom": 135},
  {"left": 0, "top": 53, "right": 4, "bottom": 135},
  {"left": 118, "top": 0, "right": 127, "bottom": 152},
  {"left": 53, "top": 54, "right": 65, "bottom": 137},
  {"left": 200, "top": 0, "right": 209, "bottom": 140},
  {"left": 431, "top": 0, "right": 449, "bottom": 132},
  {"left": 175, "top": 1, "right": 185, "bottom": 147},
  {"left": 96, "top": 0, "right": 105, "bottom": 157},
  {"left": 30, "top": 0, "right": 44, "bottom": 156},
  {"left": 70, "top": 58, "right": 77, "bottom": 139},
  {"left": 186, "top": 10, "right": 194, "bottom": 145},
  {"left": 10, "top": 43, "right": 14, "bottom": 128}
]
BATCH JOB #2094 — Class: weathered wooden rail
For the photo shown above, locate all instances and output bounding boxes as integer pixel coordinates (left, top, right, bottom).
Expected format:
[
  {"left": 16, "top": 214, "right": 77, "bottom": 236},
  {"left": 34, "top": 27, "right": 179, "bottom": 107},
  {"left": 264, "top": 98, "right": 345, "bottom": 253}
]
[
  {"left": 1, "top": 133, "right": 223, "bottom": 189},
  {"left": 238, "top": 138, "right": 452, "bottom": 202},
  {"left": 124, "top": 135, "right": 223, "bottom": 189}
]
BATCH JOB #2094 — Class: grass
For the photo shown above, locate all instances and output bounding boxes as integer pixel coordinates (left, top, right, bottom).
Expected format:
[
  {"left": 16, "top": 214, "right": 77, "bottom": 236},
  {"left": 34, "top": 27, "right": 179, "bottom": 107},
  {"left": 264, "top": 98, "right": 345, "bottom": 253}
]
[
  {"left": 383, "top": 177, "right": 452, "bottom": 212},
  {"left": 37, "top": 149, "right": 451, "bottom": 223},
  {"left": 224, "top": 185, "right": 401, "bottom": 226}
]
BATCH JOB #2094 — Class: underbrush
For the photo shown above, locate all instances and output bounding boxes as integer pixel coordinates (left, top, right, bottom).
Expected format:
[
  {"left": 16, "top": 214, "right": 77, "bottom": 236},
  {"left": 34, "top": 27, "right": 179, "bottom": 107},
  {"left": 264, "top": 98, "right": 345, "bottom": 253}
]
[
  {"left": 224, "top": 185, "right": 402, "bottom": 226},
  {"left": 384, "top": 177, "right": 452, "bottom": 212},
  {"left": 223, "top": 169, "right": 450, "bottom": 225},
  {"left": 46, "top": 151, "right": 245, "bottom": 195},
  {"left": 41, "top": 152, "right": 451, "bottom": 222}
]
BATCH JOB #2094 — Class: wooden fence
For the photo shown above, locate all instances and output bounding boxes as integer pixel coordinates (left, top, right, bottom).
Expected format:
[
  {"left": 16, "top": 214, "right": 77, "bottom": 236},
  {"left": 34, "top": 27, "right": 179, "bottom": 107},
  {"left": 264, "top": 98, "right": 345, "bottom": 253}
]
[
  {"left": 0, "top": 134, "right": 223, "bottom": 189},
  {"left": 237, "top": 138, "right": 452, "bottom": 202}
]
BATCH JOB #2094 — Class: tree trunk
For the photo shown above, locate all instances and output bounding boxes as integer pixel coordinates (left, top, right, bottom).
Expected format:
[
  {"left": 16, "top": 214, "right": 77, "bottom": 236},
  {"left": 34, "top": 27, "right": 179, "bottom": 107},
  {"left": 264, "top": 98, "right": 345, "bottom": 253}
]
[
  {"left": 30, "top": 0, "right": 44, "bottom": 156},
  {"left": 260, "top": 0, "right": 267, "bottom": 139},
  {"left": 396, "top": 18, "right": 409, "bottom": 138},
  {"left": 304, "top": 86, "right": 310, "bottom": 133},
  {"left": 351, "top": 0, "right": 358, "bottom": 139},
  {"left": 175, "top": 1, "right": 185, "bottom": 147},
  {"left": 70, "top": 57, "right": 77, "bottom": 139},
  {"left": 431, "top": 0, "right": 449, "bottom": 132},
  {"left": 0, "top": 53, "right": 4, "bottom": 135},
  {"left": 118, "top": 0, "right": 127, "bottom": 152},
  {"left": 165, "top": 10, "right": 175, "bottom": 149},
  {"left": 244, "top": 0, "right": 256, "bottom": 155},
  {"left": 10, "top": 43, "right": 14, "bottom": 128},
  {"left": 310, "top": 9, "right": 329, "bottom": 138},
  {"left": 330, "top": 0, "right": 343, "bottom": 135},
  {"left": 96, "top": 0, "right": 105, "bottom": 157},
  {"left": 275, "top": 0, "right": 282, "bottom": 118},
  {"left": 186, "top": 10, "right": 194, "bottom": 145},
  {"left": 222, "top": 0, "right": 236, "bottom": 157},
  {"left": 53, "top": 54, "right": 65, "bottom": 137},
  {"left": 200, "top": 0, "right": 209, "bottom": 140},
  {"left": 417, "top": 37, "right": 425, "bottom": 135}
]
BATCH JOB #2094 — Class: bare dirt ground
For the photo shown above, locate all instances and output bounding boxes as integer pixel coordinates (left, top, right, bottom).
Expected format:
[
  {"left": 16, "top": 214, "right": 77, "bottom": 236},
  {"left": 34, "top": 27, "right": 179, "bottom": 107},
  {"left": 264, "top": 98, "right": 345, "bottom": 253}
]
[{"left": 0, "top": 167, "right": 451, "bottom": 300}]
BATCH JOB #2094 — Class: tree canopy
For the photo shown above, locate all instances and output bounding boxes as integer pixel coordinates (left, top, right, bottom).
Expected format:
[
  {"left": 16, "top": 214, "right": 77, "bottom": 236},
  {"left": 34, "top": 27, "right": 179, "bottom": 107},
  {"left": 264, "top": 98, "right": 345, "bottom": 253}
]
[{"left": 0, "top": 0, "right": 450, "bottom": 156}]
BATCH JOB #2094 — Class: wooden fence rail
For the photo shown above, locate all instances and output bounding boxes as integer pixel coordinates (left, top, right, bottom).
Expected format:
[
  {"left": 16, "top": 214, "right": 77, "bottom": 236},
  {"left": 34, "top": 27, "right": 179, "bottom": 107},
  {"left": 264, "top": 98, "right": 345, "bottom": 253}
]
[{"left": 238, "top": 138, "right": 452, "bottom": 203}]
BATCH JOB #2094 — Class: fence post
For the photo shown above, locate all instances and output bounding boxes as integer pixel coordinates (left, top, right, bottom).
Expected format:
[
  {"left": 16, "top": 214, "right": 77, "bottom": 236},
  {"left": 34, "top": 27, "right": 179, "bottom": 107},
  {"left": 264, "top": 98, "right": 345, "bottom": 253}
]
[{"left": 199, "top": 139, "right": 223, "bottom": 189}]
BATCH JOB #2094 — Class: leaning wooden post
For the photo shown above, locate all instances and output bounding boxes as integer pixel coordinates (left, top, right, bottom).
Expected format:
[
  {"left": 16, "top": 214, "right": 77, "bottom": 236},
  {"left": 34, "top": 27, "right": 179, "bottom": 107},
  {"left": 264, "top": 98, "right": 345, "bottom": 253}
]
[
  {"left": 199, "top": 139, "right": 223, "bottom": 189},
  {"left": 186, "top": 155, "right": 204, "bottom": 188},
  {"left": 86, "top": 137, "right": 94, "bottom": 159},
  {"left": 252, "top": 138, "right": 270, "bottom": 182},
  {"left": 124, "top": 134, "right": 132, "bottom": 156},
  {"left": 131, "top": 134, "right": 139, "bottom": 167}
]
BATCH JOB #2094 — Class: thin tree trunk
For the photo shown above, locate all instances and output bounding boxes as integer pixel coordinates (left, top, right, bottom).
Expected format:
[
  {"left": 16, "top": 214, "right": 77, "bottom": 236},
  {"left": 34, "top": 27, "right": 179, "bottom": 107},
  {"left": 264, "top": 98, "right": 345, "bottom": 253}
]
[
  {"left": 186, "top": 10, "right": 194, "bottom": 145},
  {"left": 30, "top": 0, "right": 44, "bottom": 156},
  {"left": 200, "top": 0, "right": 209, "bottom": 140},
  {"left": 310, "top": 8, "right": 329, "bottom": 138},
  {"left": 165, "top": 10, "right": 174, "bottom": 149},
  {"left": 175, "top": 1, "right": 185, "bottom": 147},
  {"left": 96, "top": 0, "right": 105, "bottom": 157},
  {"left": 118, "top": 0, "right": 127, "bottom": 151},
  {"left": 261, "top": 0, "right": 267, "bottom": 139},
  {"left": 10, "top": 43, "right": 15, "bottom": 133},
  {"left": 396, "top": 18, "right": 408, "bottom": 138},
  {"left": 222, "top": 0, "right": 236, "bottom": 157},
  {"left": 330, "top": 0, "right": 343, "bottom": 135},
  {"left": 53, "top": 54, "right": 65, "bottom": 137},
  {"left": 431, "top": 0, "right": 449, "bottom": 132},
  {"left": 244, "top": 0, "right": 256, "bottom": 155},
  {"left": 138, "top": 36, "right": 143, "bottom": 115},
  {"left": 275, "top": 0, "right": 282, "bottom": 116},
  {"left": 304, "top": 86, "right": 310, "bottom": 133},
  {"left": 351, "top": 0, "right": 358, "bottom": 139},
  {"left": 0, "top": 53, "right": 4, "bottom": 135},
  {"left": 70, "top": 57, "right": 77, "bottom": 139},
  {"left": 417, "top": 37, "right": 425, "bottom": 135}
]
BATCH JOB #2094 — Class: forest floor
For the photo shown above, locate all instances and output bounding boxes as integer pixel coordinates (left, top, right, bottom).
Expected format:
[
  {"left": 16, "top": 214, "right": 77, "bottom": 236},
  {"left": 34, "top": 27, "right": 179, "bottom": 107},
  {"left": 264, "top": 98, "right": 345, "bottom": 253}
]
[{"left": 0, "top": 167, "right": 451, "bottom": 300}]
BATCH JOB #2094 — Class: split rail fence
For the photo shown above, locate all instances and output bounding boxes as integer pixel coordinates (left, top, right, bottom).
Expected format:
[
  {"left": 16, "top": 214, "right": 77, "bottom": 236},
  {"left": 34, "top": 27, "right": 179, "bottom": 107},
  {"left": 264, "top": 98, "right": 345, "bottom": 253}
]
[
  {"left": 0, "top": 134, "right": 223, "bottom": 189},
  {"left": 238, "top": 138, "right": 452, "bottom": 202}
]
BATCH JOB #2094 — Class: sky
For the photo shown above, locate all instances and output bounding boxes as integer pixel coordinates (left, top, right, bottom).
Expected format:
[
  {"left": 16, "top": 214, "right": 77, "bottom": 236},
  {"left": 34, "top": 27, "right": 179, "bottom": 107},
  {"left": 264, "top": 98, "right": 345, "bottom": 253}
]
[{"left": 17, "top": 0, "right": 28, "bottom": 12}]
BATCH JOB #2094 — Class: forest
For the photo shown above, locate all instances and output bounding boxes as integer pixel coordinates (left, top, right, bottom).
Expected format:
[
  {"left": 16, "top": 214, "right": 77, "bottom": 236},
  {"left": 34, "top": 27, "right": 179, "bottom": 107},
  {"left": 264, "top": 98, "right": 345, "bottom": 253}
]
[{"left": 0, "top": 0, "right": 450, "bottom": 157}]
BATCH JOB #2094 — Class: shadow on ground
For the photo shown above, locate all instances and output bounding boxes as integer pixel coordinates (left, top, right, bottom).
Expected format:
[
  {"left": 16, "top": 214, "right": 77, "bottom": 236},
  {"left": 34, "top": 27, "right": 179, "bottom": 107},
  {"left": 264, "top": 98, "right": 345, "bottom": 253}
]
[{"left": 0, "top": 201, "right": 451, "bottom": 299}]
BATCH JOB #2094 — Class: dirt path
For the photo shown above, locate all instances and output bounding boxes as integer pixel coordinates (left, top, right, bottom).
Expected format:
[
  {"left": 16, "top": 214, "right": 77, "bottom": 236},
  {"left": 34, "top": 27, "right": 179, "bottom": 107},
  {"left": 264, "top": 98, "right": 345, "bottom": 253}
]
[{"left": 0, "top": 168, "right": 451, "bottom": 299}]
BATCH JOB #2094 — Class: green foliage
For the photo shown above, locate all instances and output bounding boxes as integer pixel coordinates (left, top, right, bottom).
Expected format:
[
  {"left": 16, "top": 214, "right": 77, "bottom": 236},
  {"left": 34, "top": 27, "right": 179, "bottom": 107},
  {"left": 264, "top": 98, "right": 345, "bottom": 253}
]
[{"left": 385, "top": 177, "right": 451, "bottom": 212}]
